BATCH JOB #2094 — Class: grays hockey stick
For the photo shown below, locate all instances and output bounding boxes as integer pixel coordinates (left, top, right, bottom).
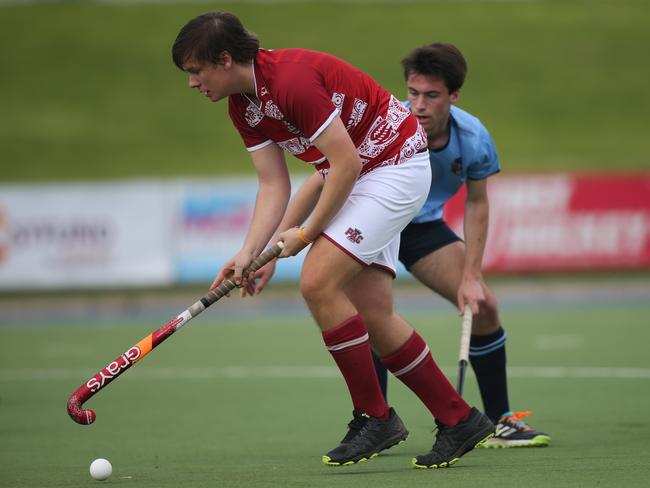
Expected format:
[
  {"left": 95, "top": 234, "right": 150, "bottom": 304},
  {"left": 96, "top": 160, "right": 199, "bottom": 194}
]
[{"left": 67, "top": 242, "right": 284, "bottom": 425}]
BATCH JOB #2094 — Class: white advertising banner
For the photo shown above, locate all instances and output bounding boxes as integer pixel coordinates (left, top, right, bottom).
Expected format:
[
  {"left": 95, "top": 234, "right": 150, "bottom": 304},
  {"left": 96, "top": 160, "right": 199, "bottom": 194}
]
[
  {"left": 170, "top": 177, "right": 307, "bottom": 283},
  {"left": 0, "top": 182, "right": 173, "bottom": 289},
  {"left": 3, "top": 172, "right": 648, "bottom": 290}
]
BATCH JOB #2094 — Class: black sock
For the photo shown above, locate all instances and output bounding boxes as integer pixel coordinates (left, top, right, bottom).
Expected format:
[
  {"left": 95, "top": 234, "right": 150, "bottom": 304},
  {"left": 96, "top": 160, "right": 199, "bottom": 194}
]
[
  {"left": 469, "top": 327, "right": 509, "bottom": 422},
  {"left": 372, "top": 351, "right": 388, "bottom": 401}
]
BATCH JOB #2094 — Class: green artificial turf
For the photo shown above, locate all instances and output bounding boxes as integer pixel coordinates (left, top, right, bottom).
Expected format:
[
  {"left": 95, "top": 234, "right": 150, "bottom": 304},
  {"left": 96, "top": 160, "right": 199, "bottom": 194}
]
[{"left": 1, "top": 293, "right": 649, "bottom": 487}]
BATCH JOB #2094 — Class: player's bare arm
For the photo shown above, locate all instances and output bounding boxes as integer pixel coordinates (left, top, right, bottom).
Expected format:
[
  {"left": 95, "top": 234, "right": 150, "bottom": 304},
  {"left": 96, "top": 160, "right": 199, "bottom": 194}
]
[
  {"left": 242, "top": 173, "right": 325, "bottom": 296},
  {"left": 275, "top": 172, "right": 324, "bottom": 240},
  {"left": 458, "top": 177, "right": 490, "bottom": 314},
  {"left": 278, "top": 116, "right": 361, "bottom": 254},
  {"left": 211, "top": 143, "right": 290, "bottom": 288}
]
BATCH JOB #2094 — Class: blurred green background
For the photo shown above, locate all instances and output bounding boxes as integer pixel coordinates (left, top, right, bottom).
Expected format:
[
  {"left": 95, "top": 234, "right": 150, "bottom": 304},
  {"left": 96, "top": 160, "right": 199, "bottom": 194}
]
[{"left": 2, "top": 0, "right": 649, "bottom": 182}]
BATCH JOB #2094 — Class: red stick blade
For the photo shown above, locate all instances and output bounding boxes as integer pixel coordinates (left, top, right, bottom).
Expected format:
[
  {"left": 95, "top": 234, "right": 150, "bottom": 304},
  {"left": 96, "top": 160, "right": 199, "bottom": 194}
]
[{"left": 67, "top": 391, "right": 96, "bottom": 425}]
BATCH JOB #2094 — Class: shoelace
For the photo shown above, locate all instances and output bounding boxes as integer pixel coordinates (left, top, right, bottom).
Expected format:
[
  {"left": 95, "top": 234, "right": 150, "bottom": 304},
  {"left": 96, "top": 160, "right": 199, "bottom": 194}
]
[
  {"left": 503, "top": 411, "right": 533, "bottom": 431},
  {"left": 363, "top": 417, "right": 387, "bottom": 432},
  {"left": 429, "top": 423, "right": 454, "bottom": 453},
  {"left": 347, "top": 417, "right": 388, "bottom": 448},
  {"left": 340, "top": 412, "right": 367, "bottom": 443},
  {"left": 347, "top": 415, "right": 366, "bottom": 432}
]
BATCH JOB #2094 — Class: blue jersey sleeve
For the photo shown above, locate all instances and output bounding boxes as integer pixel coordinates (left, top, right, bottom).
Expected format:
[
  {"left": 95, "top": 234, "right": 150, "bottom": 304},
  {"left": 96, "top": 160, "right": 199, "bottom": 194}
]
[
  {"left": 406, "top": 104, "right": 501, "bottom": 224},
  {"left": 466, "top": 124, "right": 500, "bottom": 181}
]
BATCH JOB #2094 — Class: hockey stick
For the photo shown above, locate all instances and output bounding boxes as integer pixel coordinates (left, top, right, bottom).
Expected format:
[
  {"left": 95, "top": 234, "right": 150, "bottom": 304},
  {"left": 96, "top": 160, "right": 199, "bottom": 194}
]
[
  {"left": 456, "top": 304, "right": 473, "bottom": 395},
  {"left": 66, "top": 242, "right": 284, "bottom": 425}
]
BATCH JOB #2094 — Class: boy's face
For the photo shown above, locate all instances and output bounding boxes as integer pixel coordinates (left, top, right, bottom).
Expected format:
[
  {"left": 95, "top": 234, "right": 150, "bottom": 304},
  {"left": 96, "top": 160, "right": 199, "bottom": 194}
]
[
  {"left": 183, "top": 54, "right": 235, "bottom": 102},
  {"left": 406, "top": 73, "right": 459, "bottom": 140}
]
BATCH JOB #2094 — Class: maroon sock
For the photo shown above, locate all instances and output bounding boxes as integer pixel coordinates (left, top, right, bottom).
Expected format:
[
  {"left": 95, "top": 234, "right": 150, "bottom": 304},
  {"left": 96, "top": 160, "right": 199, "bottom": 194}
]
[
  {"left": 381, "top": 331, "right": 471, "bottom": 426},
  {"left": 322, "top": 315, "right": 389, "bottom": 419}
]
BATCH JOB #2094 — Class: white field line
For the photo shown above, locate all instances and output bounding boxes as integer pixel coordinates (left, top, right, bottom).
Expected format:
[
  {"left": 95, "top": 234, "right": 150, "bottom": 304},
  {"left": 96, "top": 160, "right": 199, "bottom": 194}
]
[{"left": 1, "top": 365, "right": 650, "bottom": 381}]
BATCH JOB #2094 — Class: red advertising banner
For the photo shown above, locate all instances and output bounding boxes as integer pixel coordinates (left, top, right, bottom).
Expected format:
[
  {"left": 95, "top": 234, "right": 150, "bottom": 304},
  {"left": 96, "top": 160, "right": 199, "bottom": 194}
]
[{"left": 444, "top": 173, "right": 650, "bottom": 272}]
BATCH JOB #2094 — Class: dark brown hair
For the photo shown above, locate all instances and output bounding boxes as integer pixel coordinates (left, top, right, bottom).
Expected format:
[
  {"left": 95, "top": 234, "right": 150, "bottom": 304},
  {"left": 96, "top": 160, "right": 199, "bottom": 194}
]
[
  {"left": 172, "top": 12, "right": 259, "bottom": 70},
  {"left": 401, "top": 43, "right": 467, "bottom": 93}
]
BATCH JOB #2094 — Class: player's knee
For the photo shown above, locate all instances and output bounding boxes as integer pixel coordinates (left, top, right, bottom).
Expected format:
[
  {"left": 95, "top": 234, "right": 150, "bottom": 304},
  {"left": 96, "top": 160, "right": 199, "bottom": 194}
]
[
  {"left": 474, "top": 288, "right": 500, "bottom": 332},
  {"left": 481, "top": 288, "right": 499, "bottom": 317},
  {"left": 299, "top": 269, "right": 328, "bottom": 305}
]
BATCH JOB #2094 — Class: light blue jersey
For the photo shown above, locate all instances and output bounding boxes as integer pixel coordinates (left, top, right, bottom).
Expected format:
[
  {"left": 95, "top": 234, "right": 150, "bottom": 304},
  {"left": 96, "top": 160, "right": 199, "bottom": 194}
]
[{"left": 407, "top": 104, "right": 500, "bottom": 223}]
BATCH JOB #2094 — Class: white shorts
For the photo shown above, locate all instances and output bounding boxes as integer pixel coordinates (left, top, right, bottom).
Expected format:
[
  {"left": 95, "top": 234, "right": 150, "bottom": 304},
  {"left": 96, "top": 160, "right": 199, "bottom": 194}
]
[{"left": 321, "top": 151, "right": 431, "bottom": 277}]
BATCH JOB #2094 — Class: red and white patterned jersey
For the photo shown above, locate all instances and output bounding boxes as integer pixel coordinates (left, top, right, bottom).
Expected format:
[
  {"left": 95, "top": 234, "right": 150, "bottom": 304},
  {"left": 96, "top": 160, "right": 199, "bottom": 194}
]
[{"left": 228, "top": 48, "right": 426, "bottom": 177}]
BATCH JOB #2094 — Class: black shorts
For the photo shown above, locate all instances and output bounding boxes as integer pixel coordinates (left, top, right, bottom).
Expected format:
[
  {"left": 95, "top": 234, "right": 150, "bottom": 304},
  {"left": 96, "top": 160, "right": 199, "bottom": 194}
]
[{"left": 398, "top": 219, "right": 462, "bottom": 270}]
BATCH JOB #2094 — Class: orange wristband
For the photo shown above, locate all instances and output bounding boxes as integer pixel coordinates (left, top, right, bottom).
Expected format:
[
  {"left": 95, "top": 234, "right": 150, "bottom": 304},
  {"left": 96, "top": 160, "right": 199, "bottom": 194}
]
[{"left": 298, "top": 227, "right": 314, "bottom": 244}]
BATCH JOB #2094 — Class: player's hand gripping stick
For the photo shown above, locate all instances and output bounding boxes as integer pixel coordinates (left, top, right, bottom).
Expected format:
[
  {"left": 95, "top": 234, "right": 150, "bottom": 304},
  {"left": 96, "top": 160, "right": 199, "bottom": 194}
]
[{"left": 66, "top": 242, "right": 284, "bottom": 425}]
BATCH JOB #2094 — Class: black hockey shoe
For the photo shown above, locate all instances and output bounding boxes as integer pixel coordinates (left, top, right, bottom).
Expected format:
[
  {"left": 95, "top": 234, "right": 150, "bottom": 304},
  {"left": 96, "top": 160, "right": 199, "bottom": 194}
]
[
  {"left": 323, "top": 407, "right": 408, "bottom": 466},
  {"left": 412, "top": 407, "right": 495, "bottom": 469}
]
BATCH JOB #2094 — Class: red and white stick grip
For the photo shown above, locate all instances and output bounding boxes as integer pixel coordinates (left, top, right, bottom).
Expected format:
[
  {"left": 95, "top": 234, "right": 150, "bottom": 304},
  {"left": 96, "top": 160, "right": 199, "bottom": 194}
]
[{"left": 66, "top": 242, "right": 284, "bottom": 425}]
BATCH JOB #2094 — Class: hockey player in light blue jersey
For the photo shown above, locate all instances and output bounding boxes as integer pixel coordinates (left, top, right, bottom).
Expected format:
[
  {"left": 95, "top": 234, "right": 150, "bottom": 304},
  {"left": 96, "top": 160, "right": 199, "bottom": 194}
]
[{"left": 374, "top": 43, "right": 550, "bottom": 449}]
